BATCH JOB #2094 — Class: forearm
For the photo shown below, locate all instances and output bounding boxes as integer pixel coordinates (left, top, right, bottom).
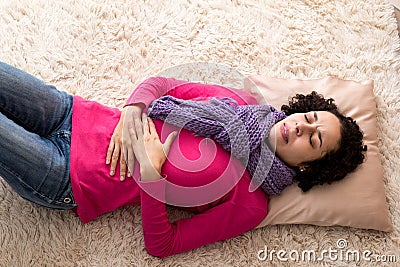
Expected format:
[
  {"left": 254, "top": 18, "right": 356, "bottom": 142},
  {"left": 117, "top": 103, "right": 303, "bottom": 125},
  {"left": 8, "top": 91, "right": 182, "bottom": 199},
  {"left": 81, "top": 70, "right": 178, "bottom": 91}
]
[
  {"left": 139, "top": 176, "right": 268, "bottom": 258},
  {"left": 125, "top": 77, "right": 188, "bottom": 108},
  {"left": 139, "top": 179, "right": 177, "bottom": 258},
  {"left": 124, "top": 76, "right": 259, "bottom": 109}
]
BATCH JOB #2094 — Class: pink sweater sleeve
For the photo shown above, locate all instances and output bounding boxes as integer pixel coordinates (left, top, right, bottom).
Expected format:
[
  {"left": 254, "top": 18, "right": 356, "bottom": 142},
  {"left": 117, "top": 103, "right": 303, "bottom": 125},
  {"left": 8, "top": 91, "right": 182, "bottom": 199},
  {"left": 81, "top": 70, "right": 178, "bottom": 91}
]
[
  {"left": 139, "top": 179, "right": 267, "bottom": 258},
  {"left": 125, "top": 76, "right": 259, "bottom": 108},
  {"left": 125, "top": 77, "right": 188, "bottom": 108}
]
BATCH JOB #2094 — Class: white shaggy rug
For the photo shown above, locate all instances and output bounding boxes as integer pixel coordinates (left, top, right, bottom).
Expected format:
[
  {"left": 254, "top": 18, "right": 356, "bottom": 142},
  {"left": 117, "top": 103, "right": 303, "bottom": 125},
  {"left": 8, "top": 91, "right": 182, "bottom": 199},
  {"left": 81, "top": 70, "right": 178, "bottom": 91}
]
[{"left": 1, "top": 0, "right": 400, "bottom": 266}]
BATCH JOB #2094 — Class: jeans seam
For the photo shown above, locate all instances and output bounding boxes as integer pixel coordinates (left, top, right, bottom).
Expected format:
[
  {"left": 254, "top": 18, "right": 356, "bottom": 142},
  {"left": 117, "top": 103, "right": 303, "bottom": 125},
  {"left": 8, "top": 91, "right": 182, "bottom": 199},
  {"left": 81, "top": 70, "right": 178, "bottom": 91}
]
[
  {"left": 48, "top": 130, "right": 71, "bottom": 139},
  {"left": 44, "top": 93, "right": 73, "bottom": 139},
  {"left": 0, "top": 160, "right": 75, "bottom": 207}
]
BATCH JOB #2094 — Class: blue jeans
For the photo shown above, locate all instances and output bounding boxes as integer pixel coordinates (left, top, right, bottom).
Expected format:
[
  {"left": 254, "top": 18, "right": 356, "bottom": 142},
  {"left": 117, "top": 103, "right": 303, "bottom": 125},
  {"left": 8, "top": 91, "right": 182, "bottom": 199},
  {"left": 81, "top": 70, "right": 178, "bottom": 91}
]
[{"left": 0, "top": 62, "right": 76, "bottom": 210}]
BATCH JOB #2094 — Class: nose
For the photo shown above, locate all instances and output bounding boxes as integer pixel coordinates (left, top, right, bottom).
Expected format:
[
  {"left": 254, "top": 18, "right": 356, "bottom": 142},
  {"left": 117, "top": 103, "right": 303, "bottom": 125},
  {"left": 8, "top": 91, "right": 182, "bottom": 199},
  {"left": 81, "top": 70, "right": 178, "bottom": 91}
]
[{"left": 295, "top": 121, "right": 317, "bottom": 136}]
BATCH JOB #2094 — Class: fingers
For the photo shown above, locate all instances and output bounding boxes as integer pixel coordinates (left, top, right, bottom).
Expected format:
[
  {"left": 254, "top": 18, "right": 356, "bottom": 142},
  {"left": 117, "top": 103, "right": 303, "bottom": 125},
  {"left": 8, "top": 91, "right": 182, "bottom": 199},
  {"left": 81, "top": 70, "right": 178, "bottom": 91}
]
[
  {"left": 122, "top": 146, "right": 129, "bottom": 173},
  {"left": 127, "top": 148, "right": 135, "bottom": 177},
  {"left": 127, "top": 114, "right": 177, "bottom": 178},
  {"left": 134, "top": 111, "right": 143, "bottom": 136},
  {"left": 163, "top": 131, "right": 178, "bottom": 155},
  {"left": 145, "top": 116, "right": 176, "bottom": 154},
  {"left": 119, "top": 152, "right": 127, "bottom": 181},
  {"left": 123, "top": 133, "right": 134, "bottom": 178},
  {"left": 107, "top": 105, "right": 145, "bottom": 181},
  {"left": 146, "top": 115, "right": 157, "bottom": 136},
  {"left": 121, "top": 122, "right": 132, "bottom": 180},
  {"left": 106, "top": 139, "right": 115, "bottom": 165},
  {"left": 110, "top": 142, "right": 120, "bottom": 176},
  {"left": 142, "top": 113, "right": 150, "bottom": 136},
  {"left": 128, "top": 120, "right": 138, "bottom": 142}
]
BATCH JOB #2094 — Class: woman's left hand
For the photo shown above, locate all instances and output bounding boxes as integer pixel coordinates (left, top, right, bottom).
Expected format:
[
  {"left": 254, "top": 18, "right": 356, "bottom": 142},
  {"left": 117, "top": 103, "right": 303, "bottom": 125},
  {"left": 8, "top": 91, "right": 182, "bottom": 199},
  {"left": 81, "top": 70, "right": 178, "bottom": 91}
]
[{"left": 128, "top": 113, "right": 177, "bottom": 182}]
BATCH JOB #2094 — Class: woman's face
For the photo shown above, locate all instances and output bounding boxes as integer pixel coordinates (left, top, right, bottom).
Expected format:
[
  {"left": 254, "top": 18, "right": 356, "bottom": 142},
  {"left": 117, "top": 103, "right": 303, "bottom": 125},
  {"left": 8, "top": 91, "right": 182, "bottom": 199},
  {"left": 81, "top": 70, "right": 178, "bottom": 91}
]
[{"left": 267, "top": 111, "right": 341, "bottom": 167}]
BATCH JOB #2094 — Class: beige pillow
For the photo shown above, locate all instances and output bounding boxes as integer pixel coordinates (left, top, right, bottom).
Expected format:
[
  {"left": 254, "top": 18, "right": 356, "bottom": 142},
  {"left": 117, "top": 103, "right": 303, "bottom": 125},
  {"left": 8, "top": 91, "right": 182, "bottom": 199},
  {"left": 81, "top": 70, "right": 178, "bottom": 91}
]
[{"left": 242, "top": 75, "right": 392, "bottom": 232}]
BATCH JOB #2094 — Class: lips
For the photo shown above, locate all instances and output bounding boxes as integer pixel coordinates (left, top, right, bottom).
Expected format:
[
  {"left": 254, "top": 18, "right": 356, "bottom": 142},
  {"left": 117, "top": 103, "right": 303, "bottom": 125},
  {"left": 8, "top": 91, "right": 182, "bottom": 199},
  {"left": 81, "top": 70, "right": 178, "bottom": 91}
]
[{"left": 280, "top": 123, "right": 288, "bottom": 143}]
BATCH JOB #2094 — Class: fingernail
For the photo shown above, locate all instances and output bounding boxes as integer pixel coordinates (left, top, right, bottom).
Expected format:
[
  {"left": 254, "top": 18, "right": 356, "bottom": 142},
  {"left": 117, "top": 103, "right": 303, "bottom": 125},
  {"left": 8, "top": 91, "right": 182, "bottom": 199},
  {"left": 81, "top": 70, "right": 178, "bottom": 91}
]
[
  {"left": 120, "top": 176, "right": 125, "bottom": 181},
  {"left": 110, "top": 171, "right": 114, "bottom": 176},
  {"left": 127, "top": 172, "right": 131, "bottom": 177},
  {"left": 106, "top": 160, "right": 110, "bottom": 164}
]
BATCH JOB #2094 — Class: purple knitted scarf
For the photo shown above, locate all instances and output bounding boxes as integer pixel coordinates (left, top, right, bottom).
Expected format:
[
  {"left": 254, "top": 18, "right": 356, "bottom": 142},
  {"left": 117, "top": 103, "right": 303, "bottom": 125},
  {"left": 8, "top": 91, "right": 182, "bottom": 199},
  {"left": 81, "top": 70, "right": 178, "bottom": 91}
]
[{"left": 147, "top": 96, "right": 296, "bottom": 195}]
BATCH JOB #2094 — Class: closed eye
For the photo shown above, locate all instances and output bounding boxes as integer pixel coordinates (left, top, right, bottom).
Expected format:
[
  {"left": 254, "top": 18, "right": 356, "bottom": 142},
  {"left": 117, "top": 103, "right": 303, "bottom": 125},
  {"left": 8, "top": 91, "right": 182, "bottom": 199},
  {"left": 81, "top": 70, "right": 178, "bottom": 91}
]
[
  {"left": 304, "top": 114, "right": 314, "bottom": 147},
  {"left": 304, "top": 114, "right": 310, "bottom": 123}
]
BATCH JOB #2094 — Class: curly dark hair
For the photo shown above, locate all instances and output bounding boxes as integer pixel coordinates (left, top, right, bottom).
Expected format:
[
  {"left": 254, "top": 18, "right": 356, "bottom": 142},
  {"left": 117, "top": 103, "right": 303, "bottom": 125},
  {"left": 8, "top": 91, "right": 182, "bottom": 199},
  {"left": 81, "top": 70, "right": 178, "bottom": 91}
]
[{"left": 281, "top": 91, "right": 366, "bottom": 192}]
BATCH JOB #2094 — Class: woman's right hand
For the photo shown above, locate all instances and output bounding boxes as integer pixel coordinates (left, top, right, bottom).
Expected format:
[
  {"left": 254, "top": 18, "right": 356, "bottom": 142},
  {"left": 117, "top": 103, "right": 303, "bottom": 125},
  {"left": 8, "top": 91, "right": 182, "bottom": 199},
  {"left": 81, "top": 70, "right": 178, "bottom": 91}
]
[{"left": 106, "top": 104, "right": 143, "bottom": 181}]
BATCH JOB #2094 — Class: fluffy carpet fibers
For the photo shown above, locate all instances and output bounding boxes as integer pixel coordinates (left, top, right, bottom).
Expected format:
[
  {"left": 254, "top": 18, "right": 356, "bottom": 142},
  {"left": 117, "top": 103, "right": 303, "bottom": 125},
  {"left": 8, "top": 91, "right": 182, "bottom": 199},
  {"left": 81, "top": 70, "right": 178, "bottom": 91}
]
[{"left": 1, "top": 0, "right": 400, "bottom": 266}]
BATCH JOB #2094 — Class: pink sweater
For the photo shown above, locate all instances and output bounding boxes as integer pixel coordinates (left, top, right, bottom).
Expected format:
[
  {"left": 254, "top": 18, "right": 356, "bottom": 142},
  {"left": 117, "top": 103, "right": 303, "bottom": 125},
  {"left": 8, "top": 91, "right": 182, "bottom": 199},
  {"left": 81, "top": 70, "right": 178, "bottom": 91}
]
[{"left": 70, "top": 77, "right": 268, "bottom": 257}]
